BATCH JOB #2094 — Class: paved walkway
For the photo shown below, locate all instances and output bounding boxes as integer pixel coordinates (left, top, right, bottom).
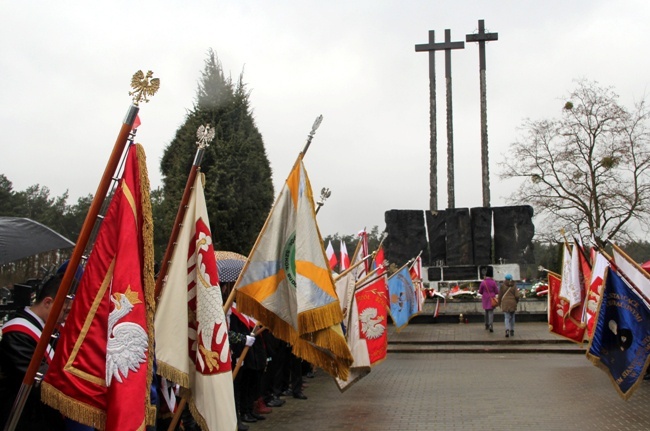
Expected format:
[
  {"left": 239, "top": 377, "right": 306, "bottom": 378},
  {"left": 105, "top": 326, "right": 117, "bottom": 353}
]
[{"left": 247, "top": 322, "right": 650, "bottom": 431}]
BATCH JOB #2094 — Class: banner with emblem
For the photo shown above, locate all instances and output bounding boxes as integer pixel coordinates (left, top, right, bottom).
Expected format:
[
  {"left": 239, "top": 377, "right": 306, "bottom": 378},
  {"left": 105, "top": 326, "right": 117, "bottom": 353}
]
[
  {"left": 154, "top": 173, "right": 237, "bottom": 431},
  {"left": 388, "top": 265, "right": 419, "bottom": 331},
  {"left": 42, "top": 144, "right": 156, "bottom": 430},
  {"left": 355, "top": 273, "right": 389, "bottom": 366},
  {"left": 587, "top": 266, "right": 650, "bottom": 400},
  {"left": 548, "top": 271, "right": 585, "bottom": 343},
  {"left": 334, "top": 272, "right": 388, "bottom": 392},
  {"left": 235, "top": 154, "right": 353, "bottom": 380}
]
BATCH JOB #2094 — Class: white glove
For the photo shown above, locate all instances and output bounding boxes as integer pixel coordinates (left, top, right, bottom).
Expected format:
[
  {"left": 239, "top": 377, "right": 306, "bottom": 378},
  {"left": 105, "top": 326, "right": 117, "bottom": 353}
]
[{"left": 245, "top": 335, "right": 256, "bottom": 347}]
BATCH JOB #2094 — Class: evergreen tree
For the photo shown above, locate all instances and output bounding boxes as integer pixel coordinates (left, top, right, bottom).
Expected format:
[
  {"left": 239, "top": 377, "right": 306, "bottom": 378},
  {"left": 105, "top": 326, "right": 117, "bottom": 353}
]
[
  {"left": 0, "top": 174, "right": 16, "bottom": 216},
  {"left": 159, "top": 50, "right": 274, "bottom": 258}
]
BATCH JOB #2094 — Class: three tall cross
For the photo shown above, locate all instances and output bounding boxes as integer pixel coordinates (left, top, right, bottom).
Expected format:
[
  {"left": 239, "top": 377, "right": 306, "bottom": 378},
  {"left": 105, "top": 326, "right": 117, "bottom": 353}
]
[{"left": 415, "top": 19, "right": 498, "bottom": 211}]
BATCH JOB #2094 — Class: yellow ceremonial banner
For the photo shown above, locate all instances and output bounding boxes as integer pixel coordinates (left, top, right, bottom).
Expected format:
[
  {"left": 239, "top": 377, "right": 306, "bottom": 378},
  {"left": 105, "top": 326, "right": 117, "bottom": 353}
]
[{"left": 234, "top": 154, "right": 352, "bottom": 380}]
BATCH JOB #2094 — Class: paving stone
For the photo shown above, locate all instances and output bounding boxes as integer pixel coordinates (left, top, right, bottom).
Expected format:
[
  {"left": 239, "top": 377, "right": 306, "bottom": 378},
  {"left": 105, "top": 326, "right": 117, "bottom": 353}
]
[{"left": 249, "top": 323, "right": 650, "bottom": 430}]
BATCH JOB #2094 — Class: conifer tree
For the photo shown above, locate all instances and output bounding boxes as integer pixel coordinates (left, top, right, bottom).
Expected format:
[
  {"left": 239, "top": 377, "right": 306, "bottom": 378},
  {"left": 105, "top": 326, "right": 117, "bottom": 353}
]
[{"left": 159, "top": 49, "right": 274, "bottom": 258}]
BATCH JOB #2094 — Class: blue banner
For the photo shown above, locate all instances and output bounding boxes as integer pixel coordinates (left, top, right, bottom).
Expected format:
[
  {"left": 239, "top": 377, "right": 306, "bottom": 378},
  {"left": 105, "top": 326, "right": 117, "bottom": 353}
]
[
  {"left": 388, "top": 267, "right": 419, "bottom": 330},
  {"left": 587, "top": 268, "right": 650, "bottom": 399}
]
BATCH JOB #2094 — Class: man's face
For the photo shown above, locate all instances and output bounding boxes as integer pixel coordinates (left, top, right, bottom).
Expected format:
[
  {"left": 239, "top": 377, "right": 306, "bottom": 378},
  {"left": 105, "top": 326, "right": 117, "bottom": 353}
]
[{"left": 44, "top": 295, "right": 73, "bottom": 325}]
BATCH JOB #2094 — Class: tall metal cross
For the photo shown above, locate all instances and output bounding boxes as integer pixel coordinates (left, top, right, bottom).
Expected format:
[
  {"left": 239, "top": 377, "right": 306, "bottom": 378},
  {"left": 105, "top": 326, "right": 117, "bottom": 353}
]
[
  {"left": 466, "top": 19, "right": 498, "bottom": 208},
  {"left": 416, "top": 29, "right": 464, "bottom": 211}
]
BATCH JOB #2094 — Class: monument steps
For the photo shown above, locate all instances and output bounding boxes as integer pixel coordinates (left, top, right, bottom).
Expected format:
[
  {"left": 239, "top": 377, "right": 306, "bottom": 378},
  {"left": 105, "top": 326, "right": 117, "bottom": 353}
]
[{"left": 385, "top": 322, "right": 587, "bottom": 354}]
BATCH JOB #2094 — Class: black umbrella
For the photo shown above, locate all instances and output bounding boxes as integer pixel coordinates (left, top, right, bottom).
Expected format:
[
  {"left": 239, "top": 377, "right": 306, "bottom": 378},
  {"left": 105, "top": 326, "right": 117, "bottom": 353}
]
[
  {"left": 0, "top": 217, "right": 75, "bottom": 265},
  {"left": 215, "top": 251, "right": 246, "bottom": 283}
]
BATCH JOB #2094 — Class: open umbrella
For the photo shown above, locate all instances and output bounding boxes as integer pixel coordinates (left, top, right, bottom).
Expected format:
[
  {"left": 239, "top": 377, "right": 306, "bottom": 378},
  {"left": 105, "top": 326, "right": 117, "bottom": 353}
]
[
  {"left": 0, "top": 217, "right": 75, "bottom": 265},
  {"left": 215, "top": 250, "right": 246, "bottom": 283}
]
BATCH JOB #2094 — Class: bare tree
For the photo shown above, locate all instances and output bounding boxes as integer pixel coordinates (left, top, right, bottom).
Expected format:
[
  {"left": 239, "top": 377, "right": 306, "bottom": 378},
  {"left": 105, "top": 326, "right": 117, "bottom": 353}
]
[{"left": 500, "top": 79, "right": 650, "bottom": 242}]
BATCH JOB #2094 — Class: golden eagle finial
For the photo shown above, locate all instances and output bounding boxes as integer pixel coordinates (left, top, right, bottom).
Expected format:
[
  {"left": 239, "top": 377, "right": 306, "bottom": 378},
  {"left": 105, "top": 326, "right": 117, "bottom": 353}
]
[{"left": 129, "top": 70, "right": 160, "bottom": 105}]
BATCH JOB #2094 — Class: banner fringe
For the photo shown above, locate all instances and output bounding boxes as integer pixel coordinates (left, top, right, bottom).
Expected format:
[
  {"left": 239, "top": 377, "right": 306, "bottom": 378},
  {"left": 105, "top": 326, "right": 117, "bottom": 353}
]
[
  {"left": 297, "top": 301, "right": 344, "bottom": 334},
  {"left": 41, "top": 382, "right": 106, "bottom": 430},
  {"left": 185, "top": 390, "right": 209, "bottom": 431},
  {"left": 236, "top": 293, "right": 299, "bottom": 344},
  {"left": 236, "top": 292, "right": 352, "bottom": 380},
  {"left": 157, "top": 361, "right": 190, "bottom": 388},
  {"left": 136, "top": 143, "right": 158, "bottom": 425}
]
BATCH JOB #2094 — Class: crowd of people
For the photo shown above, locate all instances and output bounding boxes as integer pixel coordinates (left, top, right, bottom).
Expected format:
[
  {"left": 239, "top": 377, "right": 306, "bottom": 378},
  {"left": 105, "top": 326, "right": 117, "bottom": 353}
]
[
  {"left": 221, "top": 281, "right": 312, "bottom": 431},
  {"left": 0, "top": 269, "right": 316, "bottom": 431}
]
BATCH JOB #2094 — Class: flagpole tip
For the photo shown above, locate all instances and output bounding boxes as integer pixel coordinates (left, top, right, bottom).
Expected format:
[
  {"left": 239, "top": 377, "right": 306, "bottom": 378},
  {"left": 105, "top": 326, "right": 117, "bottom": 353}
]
[{"left": 129, "top": 70, "right": 160, "bottom": 106}]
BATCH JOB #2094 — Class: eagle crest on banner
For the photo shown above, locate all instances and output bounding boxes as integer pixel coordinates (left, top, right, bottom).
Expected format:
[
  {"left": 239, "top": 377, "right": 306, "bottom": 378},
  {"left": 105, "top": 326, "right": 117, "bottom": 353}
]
[
  {"left": 189, "top": 220, "right": 229, "bottom": 375},
  {"left": 106, "top": 286, "right": 148, "bottom": 386},
  {"left": 359, "top": 307, "right": 385, "bottom": 339}
]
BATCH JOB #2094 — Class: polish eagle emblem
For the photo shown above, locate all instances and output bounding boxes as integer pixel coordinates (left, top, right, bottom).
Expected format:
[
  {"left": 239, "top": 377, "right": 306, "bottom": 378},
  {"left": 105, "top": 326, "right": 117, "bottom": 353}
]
[
  {"left": 190, "top": 223, "right": 229, "bottom": 374},
  {"left": 129, "top": 70, "right": 160, "bottom": 105},
  {"left": 359, "top": 307, "right": 385, "bottom": 339},
  {"left": 106, "top": 286, "right": 148, "bottom": 386}
]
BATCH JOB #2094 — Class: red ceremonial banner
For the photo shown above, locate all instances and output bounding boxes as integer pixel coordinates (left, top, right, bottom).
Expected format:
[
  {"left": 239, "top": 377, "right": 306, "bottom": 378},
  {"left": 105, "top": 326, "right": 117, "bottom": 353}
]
[
  {"left": 42, "top": 144, "right": 155, "bottom": 430},
  {"left": 548, "top": 273, "right": 585, "bottom": 344},
  {"left": 355, "top": 276, "right": 389, "bottom": 366}
]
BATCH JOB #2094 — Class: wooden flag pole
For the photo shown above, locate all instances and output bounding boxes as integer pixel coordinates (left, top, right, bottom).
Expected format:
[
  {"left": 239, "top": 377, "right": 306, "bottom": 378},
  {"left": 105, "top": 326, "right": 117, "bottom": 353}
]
[
  {"left": 349, "top": 232, "right": 365, "bottom": 267},
  {"left": 5, "top": 70, "right": 160, "bottom": 431},
  {"left": 333, "top": 253, "right": 374, "bottom": 282},
  {"left": 348, "top": 233, "right": 388, "bottom": 287},
  {"left": 157, "top": 126, "right": 215, "bottom": 431},
  {"left": 231, "top": 326, "right": 266, "bottom": 379},
  {"left": 166, "top": 398, "right": 187, "bottom": 431},
  {"left": 153, "top": 125, "right": 214, "bottom": 301},
  {"left": 300, "top": 115, "right": 323, "bottom": 156}
]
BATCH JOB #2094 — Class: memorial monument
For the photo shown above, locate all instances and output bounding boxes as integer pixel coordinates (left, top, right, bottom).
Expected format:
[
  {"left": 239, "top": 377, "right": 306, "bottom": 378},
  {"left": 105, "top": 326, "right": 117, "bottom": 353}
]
[{"left": 385, "top": 19, "right": 535, "bottom": 284}]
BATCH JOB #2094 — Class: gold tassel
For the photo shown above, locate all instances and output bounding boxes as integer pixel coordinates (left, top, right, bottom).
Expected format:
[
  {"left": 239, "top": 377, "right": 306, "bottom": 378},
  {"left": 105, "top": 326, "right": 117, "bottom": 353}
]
[
  {"left": 157, "top": 361, "right": 190, "bottom": 388},
  {"left": 136, "top": 143, "right": 157, "bottom": 426},
  {"left": 236, "top": 292, "right": 300, "bottom": 345},
  {"left": 297, "top": 301, "right": 344, "bottom": 334},
  {"left": 41, "top": 382, "right": 106, "bottom": 430},
  {"left": 236, "top": 290, "right": 354, "bottom": 380},
  {"left": 292, "top": 337, "right": 352, "bottom": 381},
  {"left": 291, "top": 327, "right": 353, "bottom": 381}
]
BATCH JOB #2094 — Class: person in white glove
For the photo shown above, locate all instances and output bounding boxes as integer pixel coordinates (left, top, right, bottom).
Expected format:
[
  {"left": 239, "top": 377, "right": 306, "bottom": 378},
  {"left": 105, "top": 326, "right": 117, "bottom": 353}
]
[{"left": 245, "top": 335, "right": 256, "bottom": 347}]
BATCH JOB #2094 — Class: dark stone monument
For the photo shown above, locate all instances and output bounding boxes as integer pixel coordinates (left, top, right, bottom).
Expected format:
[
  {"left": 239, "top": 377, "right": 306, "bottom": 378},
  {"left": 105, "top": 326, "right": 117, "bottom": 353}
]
[
  {"left": 426, "top": 210, "right": 446, "bottom": 266},
  {"left": 445, "top": 208, "right": 473, "bottom": 266},
  {"left": 471, "top": 207, "right": 492, "bottom": 264},
  {"left": 492, "top": 205, "right": 535, "bottom": 264},
  {"left": 386, "top": 205, "right": 534, "bottom": 277},
  {"left": 440, "top": 265, "right": 479, "bottom": 281},
  {"left": 384, "top": 210, "right": 429, "bottom": 267}
]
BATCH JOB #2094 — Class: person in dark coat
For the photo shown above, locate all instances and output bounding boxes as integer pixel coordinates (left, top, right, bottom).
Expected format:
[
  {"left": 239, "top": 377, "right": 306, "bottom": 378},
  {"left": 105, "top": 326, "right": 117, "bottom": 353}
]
[
  {"left": 499, "top": 273, "right": 521, "bottom": 337},
  {"left": 229, "top": 304, "right": 266, "bottom": 425},
  {"left": 0, "top": 274, "right": 68, "bottom": 431}
]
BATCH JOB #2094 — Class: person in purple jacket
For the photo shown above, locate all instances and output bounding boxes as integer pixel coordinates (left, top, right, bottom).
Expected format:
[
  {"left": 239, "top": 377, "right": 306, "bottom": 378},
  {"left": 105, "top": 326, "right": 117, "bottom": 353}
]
[{"left": 478, "top": 266, "right": 499, "bottom": 333}]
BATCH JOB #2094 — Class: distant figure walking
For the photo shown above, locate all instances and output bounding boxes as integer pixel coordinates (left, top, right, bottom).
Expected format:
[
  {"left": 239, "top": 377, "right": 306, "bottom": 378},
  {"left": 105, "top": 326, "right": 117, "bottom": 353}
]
[
  {"left": 478, "top": 266, "right": 499, "bottom": 333},
  {"left": 499, "top": 273, "right": 521, "bottom": 337}
]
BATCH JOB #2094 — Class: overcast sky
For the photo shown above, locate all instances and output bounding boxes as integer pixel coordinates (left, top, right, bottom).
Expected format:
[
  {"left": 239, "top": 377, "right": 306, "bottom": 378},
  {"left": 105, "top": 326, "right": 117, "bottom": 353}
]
[{"left": 2, "top": 1, "right": 650, "bottom": 241}]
